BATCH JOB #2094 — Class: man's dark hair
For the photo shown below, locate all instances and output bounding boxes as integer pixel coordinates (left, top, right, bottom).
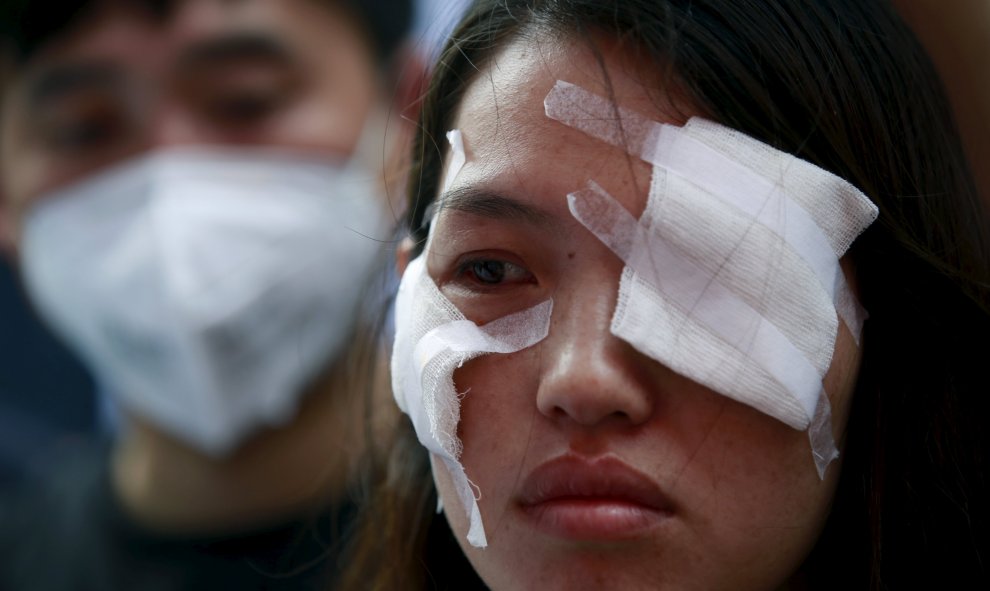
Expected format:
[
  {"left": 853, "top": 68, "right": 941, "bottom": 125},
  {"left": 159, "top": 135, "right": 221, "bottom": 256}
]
[
  {"left": 0, "top": 0, "right": 412, "bottom": 65},
  {"left": 339, "top": 0, "right": 413, "bottom": 62}
]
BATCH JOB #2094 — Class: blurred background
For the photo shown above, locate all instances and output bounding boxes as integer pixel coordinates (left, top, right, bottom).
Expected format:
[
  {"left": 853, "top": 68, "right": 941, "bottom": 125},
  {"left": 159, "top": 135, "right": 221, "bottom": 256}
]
[{"left": 0, "top": 0, "right": 468, "bottom": 487}]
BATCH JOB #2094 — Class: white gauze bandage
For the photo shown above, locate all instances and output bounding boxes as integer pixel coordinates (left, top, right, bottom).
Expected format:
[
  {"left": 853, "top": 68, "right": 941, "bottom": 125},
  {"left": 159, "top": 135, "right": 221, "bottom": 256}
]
[
  {"left": 545, "top": 80, "right": 878, "bottom": 478},
  {"left": 391, "top": 131, "right": 553, "bottom": 547}
]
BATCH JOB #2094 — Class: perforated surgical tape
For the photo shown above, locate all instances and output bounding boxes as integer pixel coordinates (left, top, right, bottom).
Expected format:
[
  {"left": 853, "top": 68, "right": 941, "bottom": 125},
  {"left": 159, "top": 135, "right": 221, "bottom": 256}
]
[
  {"left": 545, "top": 80, "right": 878, "bottom": 478},
  {"left": 392, "top": 130, "right": 553, "bottom": 547}
]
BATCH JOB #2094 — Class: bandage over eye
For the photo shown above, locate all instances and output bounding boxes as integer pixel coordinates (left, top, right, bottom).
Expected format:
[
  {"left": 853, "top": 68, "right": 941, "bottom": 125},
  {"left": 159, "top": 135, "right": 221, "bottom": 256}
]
[
  {"left": 392, "top": 132, "right": 553, "bottom": 547},
  {"left": 545, "top": 80, "right": 878, "bottom": 477}
]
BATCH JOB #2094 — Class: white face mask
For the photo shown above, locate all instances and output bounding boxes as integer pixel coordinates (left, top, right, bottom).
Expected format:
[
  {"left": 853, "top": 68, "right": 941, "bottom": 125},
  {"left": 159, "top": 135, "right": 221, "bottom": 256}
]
[{"left": 19, "top": 148, "right": 389, "bottom": 455}]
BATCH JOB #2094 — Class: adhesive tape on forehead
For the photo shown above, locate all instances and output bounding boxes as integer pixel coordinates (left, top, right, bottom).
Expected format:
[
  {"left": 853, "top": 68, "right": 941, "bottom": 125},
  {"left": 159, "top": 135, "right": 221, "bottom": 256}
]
[
  {"left": 546, "top": 80, "right": 878, "bottom": 478},
  {"left": 392, "top": 138, "right": 553, "bottom": 546},
  {"left": 442, "top": 129, "right": 467, "bottom": 194},
  {"left": 418, "top": 129, "right": 467, "bottom": 249}
]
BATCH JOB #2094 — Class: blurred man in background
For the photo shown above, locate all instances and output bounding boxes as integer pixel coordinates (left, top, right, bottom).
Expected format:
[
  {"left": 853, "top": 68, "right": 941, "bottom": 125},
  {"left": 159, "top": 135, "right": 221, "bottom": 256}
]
[{"left": 0, "top": 0, "right": 415, "bottom": 588}]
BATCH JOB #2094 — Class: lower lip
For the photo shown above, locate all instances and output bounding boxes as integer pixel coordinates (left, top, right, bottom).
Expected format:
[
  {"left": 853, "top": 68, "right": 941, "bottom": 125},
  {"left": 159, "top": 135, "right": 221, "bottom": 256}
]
[{"left": 520, "top": 499, "right": 672, "bottom": 540}]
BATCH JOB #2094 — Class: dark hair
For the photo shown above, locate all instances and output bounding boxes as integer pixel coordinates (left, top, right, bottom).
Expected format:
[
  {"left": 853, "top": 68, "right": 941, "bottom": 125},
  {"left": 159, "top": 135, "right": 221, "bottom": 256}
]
[
  {"left": 368, "top": 0, "right": 990, "bottom": 589},
  {"left": 0, "top": 0, "right": 412, "bottom": 65}
]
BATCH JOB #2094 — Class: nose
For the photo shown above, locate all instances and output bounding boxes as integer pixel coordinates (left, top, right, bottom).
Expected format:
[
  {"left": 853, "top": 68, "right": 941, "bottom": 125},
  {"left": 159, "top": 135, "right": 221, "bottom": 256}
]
[
  {"left": 536, "top": 282, "right": 655, "bottom": 429},
  {"left": 148, "top": 104, "right": 205, "bottom": 148}
]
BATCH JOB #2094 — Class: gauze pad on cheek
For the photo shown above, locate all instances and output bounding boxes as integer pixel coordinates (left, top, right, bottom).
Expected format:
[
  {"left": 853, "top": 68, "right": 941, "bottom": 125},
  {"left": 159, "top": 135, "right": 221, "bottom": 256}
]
[
  {"left": 392, "top": 130, "right": 553, "bottom": 547},
  {"left": 391, "top": 255, "right": 552, "bottom": 548},
  {"left": 546, "top": 81, "right": 878, "bottom": 478}
]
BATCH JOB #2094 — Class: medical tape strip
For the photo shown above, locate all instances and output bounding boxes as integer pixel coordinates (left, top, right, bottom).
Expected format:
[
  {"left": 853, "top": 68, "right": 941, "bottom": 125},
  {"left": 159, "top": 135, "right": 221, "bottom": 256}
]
[
  {"left": 418, "top": 129, "right": 467, "bottom": 251},
  {"left": 569, "top": 181, "right": 838, "bottom": 478},
  {"left": 545, "top": 80, "right": 874, "bottom": 344},
  {"left": 420, "top": 129, "right": 467, "bottom": 238},
  {"left": 809, "top": 392, "right": 839, "bottom": 472},
  {"left": 442, "top": 129, "right": 467, "bottom": 194},
  {"left": 441, "top": 456, "right": 487, "bottom": 547},
  {"left": 415, "top": 302, "right": 554, "bottom": 361},
  {"left": 392, "top": 254, "right": 552, "bottom": 548},
  {"left": 395, "top": 256, "right": 553, "bottom": 457}
]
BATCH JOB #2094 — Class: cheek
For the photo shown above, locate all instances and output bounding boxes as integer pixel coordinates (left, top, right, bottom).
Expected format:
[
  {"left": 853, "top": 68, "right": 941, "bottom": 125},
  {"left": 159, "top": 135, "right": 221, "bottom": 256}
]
[
  {"left": 1, "top": 118, "right": 51, "bottom": 219},
  {"left": 276, "top": 51, "right": 376, "bottom": 157},
  {"left": 683, "top": 407, "right": 836, "bottom": 524},
  {"left": 437, "top": 324, "right": 851, "bottom": 589},
  {"left": 0, "top": 114, "right": 143, "bottom": 222},
  {"left": 453, "top": 349, "right": 541, "bottom": 481},
  {"left": 669, "top": 385, "right": 846, "bottom": 581},
  {"left": 442, "top": 350, "right": 542, "bottom": 534},
  {"left": 1, "top": 149, "right": 73, "bottom": 224},
  {"left": 641, "top": 398, "right": 837, "bottom": 588},
  {"left": 273, "top": 87, "right": 369, "bottom": 155}
]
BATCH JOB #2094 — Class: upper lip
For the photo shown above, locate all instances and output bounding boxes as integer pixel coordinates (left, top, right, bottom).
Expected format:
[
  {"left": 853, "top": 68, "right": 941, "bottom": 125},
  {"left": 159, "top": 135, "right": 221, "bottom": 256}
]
[{"left": 517, "top": 454, "right": 674, "bottom": 512}]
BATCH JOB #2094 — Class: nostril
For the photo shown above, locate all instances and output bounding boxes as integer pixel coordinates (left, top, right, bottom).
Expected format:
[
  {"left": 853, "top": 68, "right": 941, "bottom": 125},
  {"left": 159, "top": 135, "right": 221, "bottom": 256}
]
[
  {"left": 539, "top": 385, "right": 647, "bottom": 429},
  {"left": 535, "top": 299, "right": 655, "bottom": 428}
]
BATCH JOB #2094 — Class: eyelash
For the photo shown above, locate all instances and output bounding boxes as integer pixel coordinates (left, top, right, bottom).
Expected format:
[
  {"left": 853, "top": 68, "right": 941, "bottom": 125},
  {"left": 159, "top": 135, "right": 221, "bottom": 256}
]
[{"left": 453, "top": 257, "right": 535, "bottom": 290}]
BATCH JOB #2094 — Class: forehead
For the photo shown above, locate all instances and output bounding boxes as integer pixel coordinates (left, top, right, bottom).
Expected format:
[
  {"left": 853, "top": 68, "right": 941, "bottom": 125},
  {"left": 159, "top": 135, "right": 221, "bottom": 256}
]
[{"left": 450, "top": 34, "right": 691, "bottom": 216}]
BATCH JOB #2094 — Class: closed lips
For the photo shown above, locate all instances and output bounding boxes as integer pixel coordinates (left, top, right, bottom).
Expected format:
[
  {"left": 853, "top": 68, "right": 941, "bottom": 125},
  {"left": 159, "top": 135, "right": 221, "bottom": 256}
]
[{"left": 517, "top": 455, "right": 674, "bottom": 540}]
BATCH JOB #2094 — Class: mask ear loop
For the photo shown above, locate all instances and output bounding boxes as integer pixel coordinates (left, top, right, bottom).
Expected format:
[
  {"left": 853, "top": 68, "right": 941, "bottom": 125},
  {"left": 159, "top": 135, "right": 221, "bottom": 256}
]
[{"left": 545, "top": 80, "right": 878, "bottom": 479}]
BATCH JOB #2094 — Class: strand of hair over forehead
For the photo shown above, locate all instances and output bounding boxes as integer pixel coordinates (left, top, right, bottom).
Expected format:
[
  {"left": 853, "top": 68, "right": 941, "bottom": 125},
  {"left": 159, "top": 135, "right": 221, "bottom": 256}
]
[{"left": 416, "top": 0, "right": 900, "bottom": 214}]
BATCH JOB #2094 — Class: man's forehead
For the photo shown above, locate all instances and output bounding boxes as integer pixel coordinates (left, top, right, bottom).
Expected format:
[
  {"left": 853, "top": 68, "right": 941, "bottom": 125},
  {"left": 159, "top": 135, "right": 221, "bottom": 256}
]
[
  {"left": 7, "top": 4, "right": 303, "bottom": 102},
  {"left": 11, "top": 1, "right": 313, "bottom": 76}
]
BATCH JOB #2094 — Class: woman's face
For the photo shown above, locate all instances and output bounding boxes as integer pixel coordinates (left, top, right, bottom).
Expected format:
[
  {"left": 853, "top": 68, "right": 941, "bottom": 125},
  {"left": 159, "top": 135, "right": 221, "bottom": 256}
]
[{"left": 423, "top": 35, "right": 861, "bottom": 591}]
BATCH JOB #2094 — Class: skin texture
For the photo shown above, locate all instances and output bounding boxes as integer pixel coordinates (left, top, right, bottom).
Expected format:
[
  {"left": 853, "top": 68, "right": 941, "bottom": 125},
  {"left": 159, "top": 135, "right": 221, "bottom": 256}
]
[
  {"left": 418, "top": 34, "right": 862, "bottom": 590},
  {"left": 0, "top": 0, "right": 405, "bottom": 533}
]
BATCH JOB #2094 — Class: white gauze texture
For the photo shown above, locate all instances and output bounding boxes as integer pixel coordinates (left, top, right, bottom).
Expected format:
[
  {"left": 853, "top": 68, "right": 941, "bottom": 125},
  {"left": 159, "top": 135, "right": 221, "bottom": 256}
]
[
  {"left": 546, "top": 81, "right": 878, "bottom": 478},
  {"left": 391, "top": 255, "right": 551, "bottom": 547},
  {"left": 391, "top": 131, "right": 553, "bottom": 547}
]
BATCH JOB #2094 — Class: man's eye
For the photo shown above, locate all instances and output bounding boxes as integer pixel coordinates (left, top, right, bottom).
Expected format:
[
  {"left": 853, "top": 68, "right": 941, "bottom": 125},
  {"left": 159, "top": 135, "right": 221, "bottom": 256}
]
[
  {"left": 48, "top": 118, "right": 120, "bottom": 149},
  {"left": 457, "top": 259, "right": 533, "bottom": 287},
  {"left": 39, "top": 98, "right": 126, "bottom": 151}
]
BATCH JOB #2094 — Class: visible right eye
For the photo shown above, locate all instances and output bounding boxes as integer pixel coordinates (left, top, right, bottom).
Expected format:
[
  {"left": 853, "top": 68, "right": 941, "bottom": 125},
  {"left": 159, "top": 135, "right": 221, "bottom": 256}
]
[
  {"left": 453, "top": 257, "right": 535, "bottom": 291},
  {"left": 204, "top": 85, "right": 286, "bottom": 126},
  {"left": 39, "top": 94, "right": 127, "bottom": 152}
]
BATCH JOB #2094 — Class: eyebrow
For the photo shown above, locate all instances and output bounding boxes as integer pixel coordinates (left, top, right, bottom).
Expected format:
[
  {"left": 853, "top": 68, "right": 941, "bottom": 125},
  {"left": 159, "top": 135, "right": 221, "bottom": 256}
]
[
  {"left": 176, "top": 32, "right": 293, "bottom": 74},
  {"left": 436, "top": 186, "right": 560, "bottom": 228},
  {"left": 26, "top": 62, "right": 122, "bottom": 104}
]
